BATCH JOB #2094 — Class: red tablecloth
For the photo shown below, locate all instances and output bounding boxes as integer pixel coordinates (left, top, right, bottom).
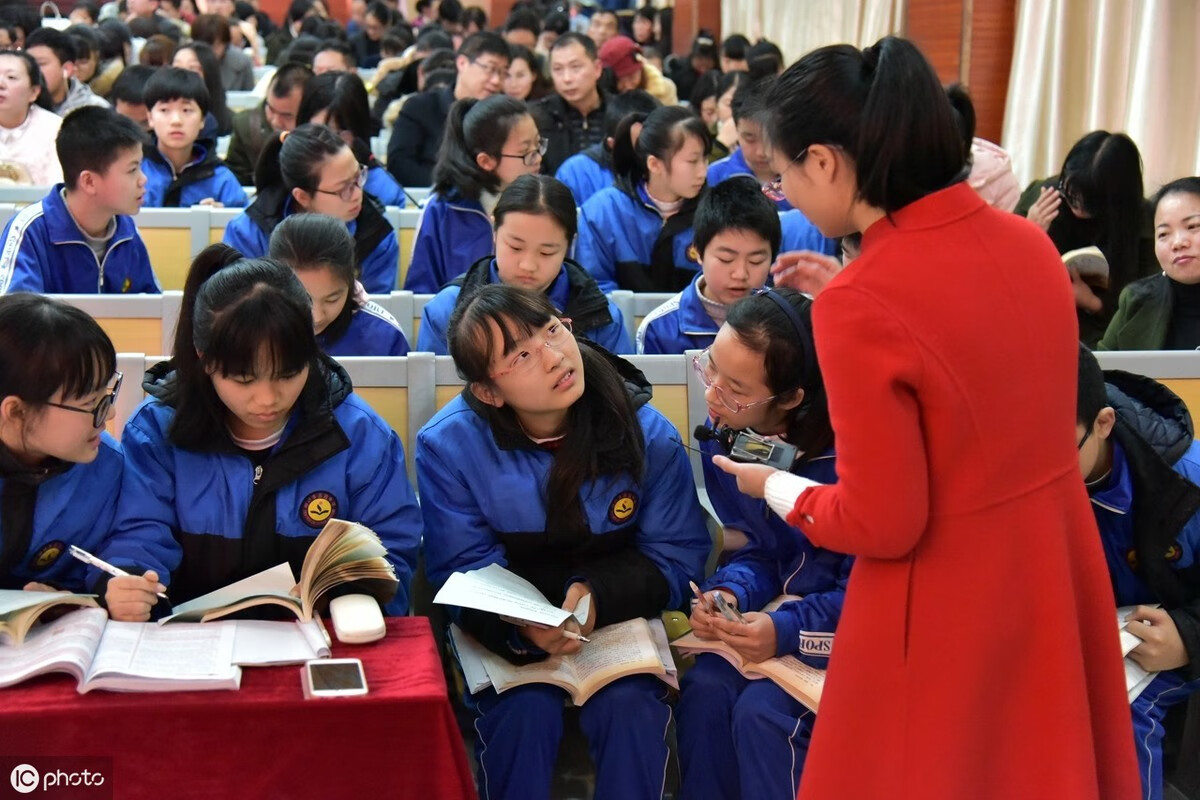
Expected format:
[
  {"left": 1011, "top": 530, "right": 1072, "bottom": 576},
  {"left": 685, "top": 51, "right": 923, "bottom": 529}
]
[{"left": 2, "top": 617, "right": 477, "bottom": 800}]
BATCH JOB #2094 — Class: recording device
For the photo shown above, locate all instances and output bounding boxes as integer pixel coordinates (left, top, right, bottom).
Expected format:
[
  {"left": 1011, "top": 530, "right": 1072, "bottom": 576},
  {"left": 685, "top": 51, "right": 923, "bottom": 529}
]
[
  {"left": 301, "top": 658, "right": 369, "bottom": 698},
  {"left": 329, "top": 593, "right": 386, "bottom": 644},
  {"left": 693, "top": 425, "right": 799, "bottom": 470}
]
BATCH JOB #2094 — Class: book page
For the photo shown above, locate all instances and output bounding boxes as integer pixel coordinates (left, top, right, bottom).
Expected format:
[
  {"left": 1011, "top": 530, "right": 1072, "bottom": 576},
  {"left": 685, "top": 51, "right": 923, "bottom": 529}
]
[
  {"left": 0, "top": 607, "right": 106, "bottom": 688},
  {"left": 448, "top": 623, "right": 496, "bottom": 695},
  {"left": 433, "top": 564, "right": 575, "bottom": 628},
  {"left": 0, "top": 590, "right": 99, "bottom": 645},
  {"left": 568, "top": 618, "right": 665, "bottom": 692},
  {"left": 87, "top": 620, "right": 238, "bottom": 681},
  {"left": 479, "top": 639, "right": 579, "bottom": 696},
  {"left": 672, "top": 631, "right": 750, "bottom": 673},
  {"left": 750, "top": 655, "right": 824, "bottom": 712},
  {"left": 646, "top": 618, "right": 678, "bottom": 689},
  {"left": 161, "top": 563, "right": 300, "bottom": 623},
  {"left": 231, "top": 620, "right": 329, "bottom": 666}
]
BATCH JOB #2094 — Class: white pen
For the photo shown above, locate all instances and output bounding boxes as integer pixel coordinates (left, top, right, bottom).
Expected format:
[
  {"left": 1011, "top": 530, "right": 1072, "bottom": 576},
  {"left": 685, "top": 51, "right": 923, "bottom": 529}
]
[
  {"left": 68, "top": 545, "right": 169, "bottom": 600},
  {"left": 562, "top": 630, "right": 590, "bottom": 643}
]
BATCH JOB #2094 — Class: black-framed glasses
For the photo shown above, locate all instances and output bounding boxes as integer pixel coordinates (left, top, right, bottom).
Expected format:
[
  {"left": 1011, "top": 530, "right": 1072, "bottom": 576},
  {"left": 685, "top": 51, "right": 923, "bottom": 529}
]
[
  {"left": 315, "top": 164, "right": 367, "bottom": 202},
  {"left": 471, "top": 58, "right": 508, "bottom": 81},
  {"left": 762, "top": 147, "right": 808, "bottom": 202},
  {"left": 500, "top": 137, "right": 549, "bottom": 167},
  {"left": 45, "top": 372, "right": 122, "bottom": 428},
  {"left": 1077, "top": 428, "right": 1091, "bottom": 450}
]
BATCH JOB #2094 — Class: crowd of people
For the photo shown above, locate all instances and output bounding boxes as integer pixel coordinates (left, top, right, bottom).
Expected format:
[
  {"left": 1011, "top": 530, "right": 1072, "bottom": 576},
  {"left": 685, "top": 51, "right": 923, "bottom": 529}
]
[{"left": 1, "top": 1, "right": 1198, "bottom": 798}]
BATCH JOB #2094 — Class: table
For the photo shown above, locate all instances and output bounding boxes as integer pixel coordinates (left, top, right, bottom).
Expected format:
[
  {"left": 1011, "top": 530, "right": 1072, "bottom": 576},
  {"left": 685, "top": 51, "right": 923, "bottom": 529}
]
[{"left": 2, "top": 618, "right": 478, "bottom": 800}]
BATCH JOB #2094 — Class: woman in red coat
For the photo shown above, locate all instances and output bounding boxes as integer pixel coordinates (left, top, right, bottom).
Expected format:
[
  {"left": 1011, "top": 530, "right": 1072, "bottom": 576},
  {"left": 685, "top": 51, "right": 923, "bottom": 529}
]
[{"left": 715, "top": 37, "right": 1139, "bottom": 800}]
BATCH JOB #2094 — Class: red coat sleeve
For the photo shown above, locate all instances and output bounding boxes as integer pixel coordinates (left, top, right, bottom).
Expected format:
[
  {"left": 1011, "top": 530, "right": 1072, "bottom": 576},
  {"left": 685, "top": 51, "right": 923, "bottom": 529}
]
[{"left": 788, "top": 284, "right": 929, "bottom": 558}]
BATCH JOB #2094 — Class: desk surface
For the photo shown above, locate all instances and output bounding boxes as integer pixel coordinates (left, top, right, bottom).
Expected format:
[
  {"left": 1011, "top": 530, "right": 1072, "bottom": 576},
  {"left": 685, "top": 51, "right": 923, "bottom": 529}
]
[{"left": 4, "top": 617, "right": 477, "bottom": 800}]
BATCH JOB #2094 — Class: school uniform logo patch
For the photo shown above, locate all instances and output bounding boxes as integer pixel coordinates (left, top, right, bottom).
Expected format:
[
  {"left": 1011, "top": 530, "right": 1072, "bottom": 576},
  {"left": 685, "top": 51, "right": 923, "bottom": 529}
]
[
  {"left": 608, "top": 491, "right": 637, "bottom": 524},
  {"left": 1166, "top": 544, "right": 1183, "bottom": 562},
  {"left": 301, "top": 491, "right": 337, "bottom": 528},
  {"left": 686, "top": 243, "right": 700, "bottom": 264},
  {"left": 1126, "top": 548, "right": 1139, "bottom": 570},
  {"left": 31, "top": 541, "right": 66, "bottom": 571}
]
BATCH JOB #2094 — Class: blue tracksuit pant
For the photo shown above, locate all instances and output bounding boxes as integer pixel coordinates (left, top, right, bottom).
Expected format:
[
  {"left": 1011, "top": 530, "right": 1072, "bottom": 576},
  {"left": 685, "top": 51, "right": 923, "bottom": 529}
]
[{"left": 1131, "top": 670, "right": 1200, "bottom": 800}]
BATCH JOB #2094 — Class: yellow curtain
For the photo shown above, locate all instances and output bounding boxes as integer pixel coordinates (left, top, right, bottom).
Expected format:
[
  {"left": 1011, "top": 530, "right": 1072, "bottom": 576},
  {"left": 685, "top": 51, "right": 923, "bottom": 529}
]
[
  {"left": 1002, "top": 0, "right": 1200, "bottom": 193},
  {"left": 721, "top": 0, "right": 906, "bottom": 64}
]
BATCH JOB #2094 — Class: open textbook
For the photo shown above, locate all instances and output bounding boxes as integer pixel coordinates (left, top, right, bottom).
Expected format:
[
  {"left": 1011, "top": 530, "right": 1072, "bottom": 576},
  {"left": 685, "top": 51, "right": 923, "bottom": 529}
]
[
  {"left": 450, "top": 617, "right": 678, "bottom": 706},
  {"left": 1119, "top": 605, "right": 1160, "bottom": 703},
  {"left": 162, "top": 518, "right": 398, "bottom": 624},
  {"left": 0, "top": 607, "right": 332, "bottom": 692},
  {"left": 433, "top": 563, "right": 591, "bottom": 628},
  {"left": 0, "top": 589, "right": 99, "bottom": 645}
]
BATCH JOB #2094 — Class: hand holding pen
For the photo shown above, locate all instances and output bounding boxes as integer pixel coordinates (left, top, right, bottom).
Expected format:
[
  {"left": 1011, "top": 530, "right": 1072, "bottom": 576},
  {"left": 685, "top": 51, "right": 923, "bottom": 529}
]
[{"left": 69, "top": 545, "right": 169, "bottom": 623}]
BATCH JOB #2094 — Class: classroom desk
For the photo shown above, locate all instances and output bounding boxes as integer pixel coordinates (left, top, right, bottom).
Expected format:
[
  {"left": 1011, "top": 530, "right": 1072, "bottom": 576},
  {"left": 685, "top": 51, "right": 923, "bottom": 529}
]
[{"left": 2, "top": 617, "right": 477, "bottom": 800}]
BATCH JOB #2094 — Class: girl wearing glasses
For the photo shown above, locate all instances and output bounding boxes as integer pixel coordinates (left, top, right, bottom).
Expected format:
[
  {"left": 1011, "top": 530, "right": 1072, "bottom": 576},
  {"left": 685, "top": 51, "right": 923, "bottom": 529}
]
[
  {"left": 676, "top": 287, "right": 849, "bottom": 800},
  {"left": 100, "top": 244, "right": 422, "bottom": 623},
  {"left": 270, "top": 213, "right": 410, "bottom": 357},
  {"left": 724, "top": 37, "right": 1139, "bottom": 800},
  {"left": 405, "top": 95, "right": 544, "bottom": 293},
  {"left": 576, "top": 105, "right": 710, "bottom": 293},
  {"left": 0, "top": 294, "right": 123, "bottom": 594},
  {"left": 418, "top": 284, "right": 708, "bottom": 800},
  {"left": 223, "top": 124, "right": 401, "bottom": 294},
  {"left": 417, "top": 175, "right": 631, "bottom": 355}
]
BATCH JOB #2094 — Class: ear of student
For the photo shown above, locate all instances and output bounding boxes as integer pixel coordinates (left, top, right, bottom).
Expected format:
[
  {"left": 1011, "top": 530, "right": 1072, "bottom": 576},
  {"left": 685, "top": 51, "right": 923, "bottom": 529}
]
[{"left": 470, "top": 382, "right": 503, "bottom": 408}]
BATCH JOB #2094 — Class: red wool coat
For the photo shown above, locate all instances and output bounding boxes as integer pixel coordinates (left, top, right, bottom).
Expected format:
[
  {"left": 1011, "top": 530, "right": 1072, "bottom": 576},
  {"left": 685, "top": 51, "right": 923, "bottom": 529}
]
[{"left": 792, "top": 184, "right": 1139, "bottom": 800}]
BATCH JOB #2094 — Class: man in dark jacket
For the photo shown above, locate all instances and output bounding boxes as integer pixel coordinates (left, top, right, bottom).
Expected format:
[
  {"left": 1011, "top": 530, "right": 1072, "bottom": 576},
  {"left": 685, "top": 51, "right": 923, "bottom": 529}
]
[
  {"left": 531, "top": 32, "right": 607, "bottom": 176},
  {"left": 223, "top": 63, "right": 311, "bottom": 185},
  {"left": 385, "top": 31, "right": 509, "bottom": 188}
]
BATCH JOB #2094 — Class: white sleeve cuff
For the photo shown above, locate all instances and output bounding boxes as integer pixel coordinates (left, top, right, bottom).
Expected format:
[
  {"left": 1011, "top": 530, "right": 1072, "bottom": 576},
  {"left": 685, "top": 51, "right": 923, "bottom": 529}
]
[{"left": 764, "top": 471, "right": 822, "bottom": 522}]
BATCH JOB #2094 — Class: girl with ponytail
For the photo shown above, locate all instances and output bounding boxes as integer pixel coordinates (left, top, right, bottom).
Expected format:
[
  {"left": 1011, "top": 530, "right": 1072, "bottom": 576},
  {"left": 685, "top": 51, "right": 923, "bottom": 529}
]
[
  {"left": 405, "top": 95, "right": 543, "bottom": 292},
  {"left": 722, "top": 36, "right": 1140, "bottom": 799}
]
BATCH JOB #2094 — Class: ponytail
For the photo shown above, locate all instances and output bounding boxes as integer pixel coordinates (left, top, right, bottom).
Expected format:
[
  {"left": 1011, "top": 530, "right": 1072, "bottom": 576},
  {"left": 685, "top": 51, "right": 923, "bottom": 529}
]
[
  {"left": 611, "top": 105, "right": 710, "bottom": 195},
  {"left": 432, "top": 95, "right": 531, "bottom": 201},
  {"left": 253, "top": 123, "right": 346, "bottom": 193}
]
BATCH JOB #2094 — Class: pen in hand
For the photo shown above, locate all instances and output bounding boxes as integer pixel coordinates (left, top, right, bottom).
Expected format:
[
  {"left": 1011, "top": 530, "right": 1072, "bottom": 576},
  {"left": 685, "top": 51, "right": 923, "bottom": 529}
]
[
  {"left": 68, "top": 545, "right": 169, "bottom": 600},
  {"left": 562, "top": 629, "right": 590, "bottom": 643}
]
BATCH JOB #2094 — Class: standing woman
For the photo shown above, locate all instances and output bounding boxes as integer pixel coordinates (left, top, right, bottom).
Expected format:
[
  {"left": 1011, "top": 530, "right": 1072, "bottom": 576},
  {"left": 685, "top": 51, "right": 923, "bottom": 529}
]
[{"left": 721, "top": 37, "right": 1139, "bottom": 799}]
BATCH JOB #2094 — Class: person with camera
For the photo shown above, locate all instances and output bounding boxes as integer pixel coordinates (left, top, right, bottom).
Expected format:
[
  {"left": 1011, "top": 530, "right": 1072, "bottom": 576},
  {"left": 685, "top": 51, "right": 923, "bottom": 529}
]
[{"left": 676, "top": 287, "right": 851, "bottom": 800}]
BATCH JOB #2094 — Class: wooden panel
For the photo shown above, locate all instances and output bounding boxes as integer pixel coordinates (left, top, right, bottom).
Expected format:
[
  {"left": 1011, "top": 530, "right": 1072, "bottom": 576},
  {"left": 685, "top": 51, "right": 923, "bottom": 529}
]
[
  {"left": 1161, "top": 380, "right": 1200, "bottom": 424},
  {"left": 671, "top": 0, "right": 721, "bottom": 56},
  {"left": 966, "top": 0, "right": 1016, "bottom": 144},
  {"left": 398, "top": 227, "right": 416, "bottom": 290},
  {"left": 435, "top": 384, "right": 461, "bottom": 411},
  {"left": 355, "top": 387, "right": 409, "bottom": 452},
  {"left": 652, "top": 385, "right": 689, "bottom": 447},
  {"left": 140, "top": 228, "right": 193, "bottom": 292},
  {"left": 94, "top": 318, "right": 163, "bottom": 356},
  {"left": 906, "top": 0, "right": 964, "bottom": 84}
]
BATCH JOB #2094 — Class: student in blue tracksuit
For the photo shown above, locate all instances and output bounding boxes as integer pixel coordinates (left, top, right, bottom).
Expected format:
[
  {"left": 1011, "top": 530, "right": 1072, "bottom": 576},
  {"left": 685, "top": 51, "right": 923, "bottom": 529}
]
[
  {"left": 676, "top": 288, "right": 852, "bottom": 800},
  {"left": 405, "top": 95, "right": 543, "bottom": 292},
  {"left": 638, "top": 176, "right": 778, "bottom": 354},
  {"left": 0, "top": 295, "right": 124, "bottom": 593},
  {"left": 0, "top": 107, "right": 159, "bottom": 295},
  {"left": 99, "top": 246, "right": 422, "bottom": 622},
  {"left": 418, "top": 175, "right": 630, "bottom": 355},
  {"left": 223, "top": 124, "right": 400, "bottom": 294},
  {"left": 270, "top": 213, "right": 410, "bottom": 356},
  {"left": 575, "top": 105, "right": 710, "bottom": 293},
  {"left": 297, "top": 70, "right": 407, "bottom": 209},
  {"left": 418, "top": 285, "right": 709, "bottom": 800},
  {"left": 1076, "top": 346, "right": 1200, "bottom": 800},
  {"left": 140, "top": 68, "right": 248, "bottom": 209},
  {"left": 554, "top": 89, "right": 660, "bottom": 207},
  {"left": 707, "top": 77, "right": 793, "bottom": 211}
]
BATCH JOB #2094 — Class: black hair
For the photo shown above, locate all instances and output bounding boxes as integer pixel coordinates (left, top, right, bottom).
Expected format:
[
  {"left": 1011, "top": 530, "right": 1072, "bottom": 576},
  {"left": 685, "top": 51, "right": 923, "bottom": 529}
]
[
  {"left": 634, "top": 7, "right": 656, "bottom": 24},
  {"left": 591, "top": 9, "right": 618, "bottom": 25},
  {"left": 504, "top": 8, "right": 539, "bottom": 36},
  {"left": 457, "top": 30, "right": 510, "bottom": 61},
  {"left": 107, "top": 63, "right": 155, "bottom": 105},
  {"left": 423, "top": 68, "right": 456, "bottom": 91},
  {"left": 438, "top": 0, "right": 463, "bottom": 24},
  {"left": 365, "top": 1, "right": 393, "bottom": 25},
  {"left": 269, "top": 213, "right": 360, "bottom": 341},
  {"left": 730, "top": 73, "right": 769, "bottom": 124},
  {"left": 381, "top": 28, "right": 413, "bottom": 56},
  {"left": 746, "top": 38, "right": 782, "bottom": 80},
  {"left": 143, "top": 66, "right": 210, "bottom": 117},
  {"left": 420, "top": 47, "right": 457, "bottom": 74},
  {"left": 506, "top": 45, "right": 551, "bottom": 102},
  {"left": 168, "top": 245, "right": 320, "bottom": 449},
  {"left": 494, "top": 174, "right": 577, "bottom": 243},
  {"left": 415, "top": 26, "right": 453, "bottom": 51},
  {"left": 0, "top": 50, "right": 52, "bottom": 111},
  {"left": 269, "top": 61, "right": 314, "bottom": 96},
  {"left": 722, "top": 34, "right": 749, "bottom": 61},
  {"left": 693, "top": 175, "right": 782, "bottom": 259},
  {"left": 611, "top": 104, "right": 710, "bottom": 194},
  {"left": 944, "top": 82, "right": 976, "bottom": 159},
  {"left": 57, "top": 106, "right": 148, "bottom": 190},
  {"left": 602, "top": 87, "right": 658, "bottom": 143},
  {"left": 0, "top": 294, "right": 116, "bottom": 417},
  {"left": 175, "top": 42, "right": 229, "bottom": 133},
  {"left": 447, "top": 284, "right": 644, "bottom": 534},
  {"left": 315, "top": 38, "right": 356, "bottom": 69},
  {"left": 25, "top": 27, "right": 76, "bottom": 65},
  {"left": 190, "top": 13, "right": 232, "bottom": 46},
  {"left": 550, "top": 31, "right": 596, "bottom": 60},
  {"left": 762, "top": 36, "right": 965, "bottom": 214},
  {"left": 1153, "top": 176, "right": 1200, "bottom": 210},
  {"left": 1076, "top": 343, "right": 1108, "bottom": 427},
  {"left": 433, "top": 95, "right": 531, "bottom": 201},
  {"left": 298, "top": 70, "right": 370, "bottom": 143},
  {"left": 726, "top": 288, "right": 832, "bottom": 462},
  {"left": 286, "top": 0, "right": 316, "bottom": 24},
  {"left": 96, "top": 19, "right": 132, "bottom": 63},
  {"left": 689, "top": 32, "right": 718, "bottom": 63},
  {"left": 716, "top": 69, "right": 749, "bottom": 103},
  {"left": 543, "top": 11, "right": 569, "bottom": 36},
  {"left": 0, "top": 21, "right": 17, "bottom": 47},
  {"left": 281, "top": 33, "right": 323, "bottom": 67},
  {"left": 65, "top": 25, "right": 100, "bottom": 62},
  {"left": 255, "top": 122, "right": 347, "bottom": 194},
  {"left": 128, "top": 15, "right": 167, "bottom": 41},
  {"left": 462, "top": 6, "right": 487, "bottom": 32},
  {"left": 688, "top": 69, "right": 722, "bottom": 114},
  {"left": 73, "top": 3, "right": 101, "bottom": 24},
  {"left": 233, "top": 1, "right": 257, "bottom": 22},
  {"left": 416, "top": 0, "right": 432, "bottom": 11},
  {"left": 299, "top": 17, "right": 344, "bottom": 41}
]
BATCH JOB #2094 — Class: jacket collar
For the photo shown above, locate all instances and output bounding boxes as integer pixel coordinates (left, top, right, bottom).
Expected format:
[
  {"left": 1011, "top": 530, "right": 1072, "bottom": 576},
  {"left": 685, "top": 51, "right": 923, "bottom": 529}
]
[
  {"left": 861, "top": 181, "right": 983, "bottom": 250},
  {"left": 454, "top": 256, "right": 614, "bottom": 333},
  {"left": 41, "top": 185, "right": 137, "bottom": 248}
]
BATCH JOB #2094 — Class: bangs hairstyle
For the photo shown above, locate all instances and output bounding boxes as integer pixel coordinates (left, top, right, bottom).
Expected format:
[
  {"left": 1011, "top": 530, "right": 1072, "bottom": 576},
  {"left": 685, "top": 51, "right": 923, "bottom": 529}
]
[
  {"left": 433, "top": 95, "right": 531, "bottom": 201},
  {"left": 269, "top": 212, "right": 360, "bottom": 342},
  {"left": 0, "top": 50, "right": 53, "bottom": 111},
  {"left": 298, "top": 70, "right": 371, "bottom": 143},
  {"left": 693, "top": 175, "right": 782, "bottom": 258},
  {"left": 726, "top": 288, "right": 833, "bottom": 463},
  {"left": 0, "top": 294, "right": 116, "bottom": 405},
  {"left": 611, "top": 104, "right": 711, "bottom": 194},
  {"left": 493, "top": 174, "right": 577, "bottom": 242},
  {"left": 448, "top": 283, "right": 554, "bottom": 384},
  {"left": 143, "top": 66, "right": 210, "bottom": 116}
]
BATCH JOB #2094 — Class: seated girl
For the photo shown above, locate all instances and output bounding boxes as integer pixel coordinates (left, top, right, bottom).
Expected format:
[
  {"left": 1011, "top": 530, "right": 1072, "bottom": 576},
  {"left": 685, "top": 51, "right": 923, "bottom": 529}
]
[
  {"left": 418, "top": 284, "right": 709, "bottom": 800},
  {"left": 270, "top": 213, "right": 410, "bottom": 357},
  {"left": 405, "top": 95, "right": 544, "bottom": 293},
  {"left": 675, "top": 287, "right": 852, "bottom": 800},
  {"left": 0, "top": 294, "right": 123, "bottom": 593},
  {"left": 576, "top": 105, "right": 710, "bottom": 293},
  {"left": 223, "top": 124, "right": 401, "bottom": 294},
  {"left": 418, "top": 175, "right": 631, "bottom": 355},
  {"left": 99, "top": 245, "right": 422, "bottom": 621}
]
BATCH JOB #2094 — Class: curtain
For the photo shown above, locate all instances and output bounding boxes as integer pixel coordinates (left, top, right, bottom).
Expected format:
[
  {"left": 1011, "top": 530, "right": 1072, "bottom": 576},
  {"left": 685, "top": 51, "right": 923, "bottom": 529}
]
[
  {"left": 721, "top": 0, "right": 906, "bottom": 64},
  {"left": 1002, "top": 0, "right": 1200, "bottom": 193}
]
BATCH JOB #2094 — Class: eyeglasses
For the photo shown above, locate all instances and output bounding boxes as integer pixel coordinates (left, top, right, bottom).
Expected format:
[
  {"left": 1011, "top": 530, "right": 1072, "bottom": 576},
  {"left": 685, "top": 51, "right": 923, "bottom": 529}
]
[
  {"left": 315, "top": 164, "right": 367, "bottom": 202},
  {"left": 500, "top": 137, "right": 549, "bottom": 167},
  {"left": 1077, "top": 428, "right": 1091, "bottom": 450},
  {"left": 692, "top": 349, "right": 776, "bottom": 415},
  {"left": 489, "top": 318, "right": 574, "bottom": 379},
  {"left": 45, "top": 372, "right": 123, "bottom": 428},
  {"left": 761, "top": 147, "right": 808, "bottom": 203},
  {"left": 472, "top": 59, "right": 508, "bottom": 81}
]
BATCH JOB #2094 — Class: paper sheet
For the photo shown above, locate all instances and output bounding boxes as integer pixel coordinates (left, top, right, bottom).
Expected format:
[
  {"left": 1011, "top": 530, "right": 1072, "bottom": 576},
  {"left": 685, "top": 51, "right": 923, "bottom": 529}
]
[{"left": 434, "top": 564, "right": 580, "bottom": 628}]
